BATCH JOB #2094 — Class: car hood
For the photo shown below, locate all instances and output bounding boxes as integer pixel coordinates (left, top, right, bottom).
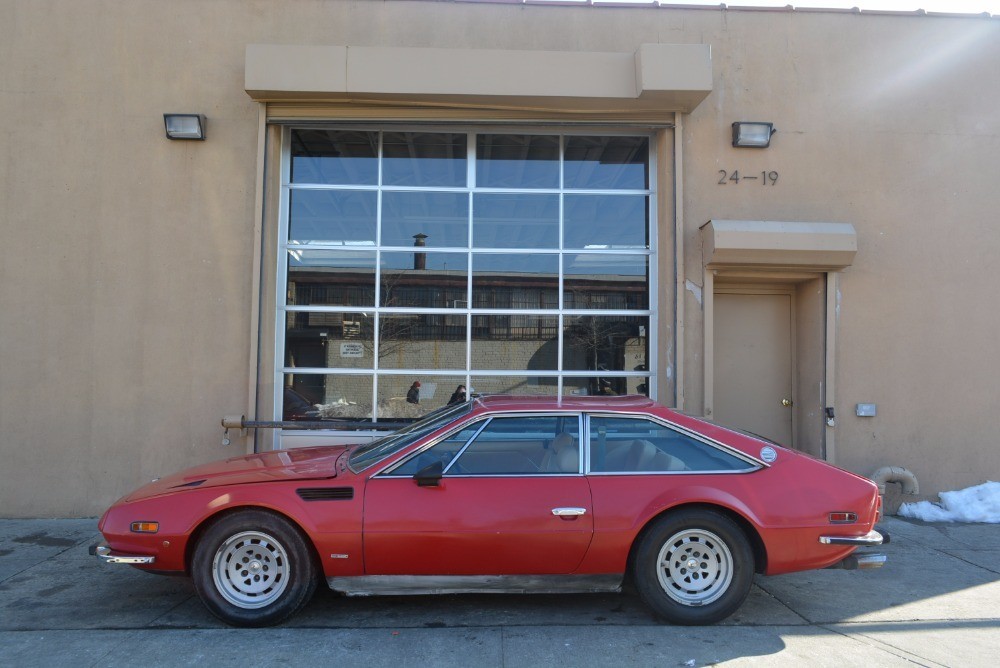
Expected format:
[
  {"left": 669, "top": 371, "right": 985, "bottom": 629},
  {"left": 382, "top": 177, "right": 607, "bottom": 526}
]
[{"left": 125, "top": 445, "right": 350, "bottom": 502}]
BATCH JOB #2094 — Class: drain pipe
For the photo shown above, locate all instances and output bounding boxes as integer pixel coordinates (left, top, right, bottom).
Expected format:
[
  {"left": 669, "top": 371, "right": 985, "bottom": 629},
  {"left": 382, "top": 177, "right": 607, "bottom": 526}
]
[{"left": 870, "top": 466, "right": 919, "bottom": 495}]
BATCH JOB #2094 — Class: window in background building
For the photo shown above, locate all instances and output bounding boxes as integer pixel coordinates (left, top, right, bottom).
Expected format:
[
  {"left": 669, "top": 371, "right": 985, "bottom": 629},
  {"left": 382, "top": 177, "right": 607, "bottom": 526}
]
[{"left": 278, "top": 129, "right": 655, "bottom": 424}]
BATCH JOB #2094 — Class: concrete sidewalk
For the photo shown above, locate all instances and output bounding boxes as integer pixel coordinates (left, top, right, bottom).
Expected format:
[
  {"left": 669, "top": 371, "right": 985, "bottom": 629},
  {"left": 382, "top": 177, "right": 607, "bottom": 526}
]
[{"left": 1, "top": 516, "right": 998, "bottom": 667}]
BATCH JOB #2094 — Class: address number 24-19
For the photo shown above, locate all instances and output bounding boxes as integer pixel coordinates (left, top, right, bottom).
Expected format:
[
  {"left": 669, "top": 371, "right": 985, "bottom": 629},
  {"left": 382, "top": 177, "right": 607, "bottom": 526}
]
[{"left": 718, "top": 170, "right": 779, "bottom": 185}]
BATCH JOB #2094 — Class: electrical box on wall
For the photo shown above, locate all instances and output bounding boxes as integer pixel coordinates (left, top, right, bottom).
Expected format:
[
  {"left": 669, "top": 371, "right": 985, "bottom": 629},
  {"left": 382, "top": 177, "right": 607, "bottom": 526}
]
[{"left": 856, "top": 403, "right": 877, "bottom": 417}]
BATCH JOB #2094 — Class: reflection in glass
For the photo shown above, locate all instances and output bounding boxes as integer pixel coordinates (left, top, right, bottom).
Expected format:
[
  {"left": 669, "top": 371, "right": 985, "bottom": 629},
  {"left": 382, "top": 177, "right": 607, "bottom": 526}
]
[
  {"left": 383, "top": 132, "right": 467, "bottom": 187},
  {"left": 563, "top": 315, "right": 649, "bottom": 396},
  {"left": 282, "top": 373, "right": 372, "bottom": 421},
  {"left": 290, "top": 130, "right": 378, "bottom": 185},
  {"left": 377, "top": 375, "right": 468, "bottom": 419},
  {"left": 379, "top": 251, "right": 468, "bottom": 309},
  {"left": 288, "top": 190, "right": 377, "bottom": 244},
  {"left": 476, "top": 134, "right": 559, "bottom": 189},
  {"left": 389, "top": 421, "right": 479, "bottom": 476},
  {"left": 381, "top": 191, "right": 469, "bottom": 248},
  {"left": 563, "top": 254, "right": 649, "bottom": 310},
  {"left": 280, "top": 128, "right": 656, "bottom": 420},
  {"left": 564, "top": 195, "right": 648, "bottom": 250},
  {"left": 377, "top": 315, "right": 467, "bottom": 369},
  {"left": 471, "top": 315, "right": 558, "bottom": 371},
  {"left": 472, "top": 254, "right": 558, "bottom": 308},
  {"left": 563, "top": 376, "right": 650, "bottom": 397},
  {"left": 287, "top": 250, "right": 376, "bottom": 307},
  {"left": 564, "top": 136, "right": 648, "bottom": 190},
  {"left": 284, "top": 311, "right": 373, "bottom": 369},
  {"left": 470, "top": 375, "right": 559, "bottom": 397},
  {"left": 473, "top": 193, "right": 559, "bottom": 249}
]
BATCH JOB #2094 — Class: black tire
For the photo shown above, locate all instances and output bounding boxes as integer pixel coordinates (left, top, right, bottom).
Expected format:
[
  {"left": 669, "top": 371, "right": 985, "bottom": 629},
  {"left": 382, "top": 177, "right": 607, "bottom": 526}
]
[
  {"left": 191, "top": 510, "right": 319, "bottom": 627},
  {"left": 633, "top": 509, "right": 754, "bottom": 625}
]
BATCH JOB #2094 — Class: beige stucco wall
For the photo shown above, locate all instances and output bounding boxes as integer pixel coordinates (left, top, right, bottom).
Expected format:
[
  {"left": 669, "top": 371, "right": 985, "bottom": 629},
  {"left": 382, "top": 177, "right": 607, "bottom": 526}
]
[
  {"left": 677, "top": 10, "right": 1000, "bottom": 498},
  {"left": 1, "top": 0, "right": 997, "bottom": 516}
]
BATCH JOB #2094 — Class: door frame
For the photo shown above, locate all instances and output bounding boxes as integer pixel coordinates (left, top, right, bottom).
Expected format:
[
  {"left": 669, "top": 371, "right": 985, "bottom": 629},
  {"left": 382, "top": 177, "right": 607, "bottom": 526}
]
[{"left": 703, "top": 268, "right": 841, "bottom": 462}]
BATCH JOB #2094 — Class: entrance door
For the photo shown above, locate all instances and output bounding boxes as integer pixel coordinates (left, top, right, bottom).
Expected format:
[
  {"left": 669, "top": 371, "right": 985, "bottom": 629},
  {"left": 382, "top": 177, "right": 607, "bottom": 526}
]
[{"left": 713, "top": 292, "right": 793, "bottom": 446}]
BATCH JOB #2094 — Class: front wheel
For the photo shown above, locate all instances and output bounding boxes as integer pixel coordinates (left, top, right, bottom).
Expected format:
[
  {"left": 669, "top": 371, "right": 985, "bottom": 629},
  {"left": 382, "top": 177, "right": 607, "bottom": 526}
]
[
  {"left": 633, "top": 509, "right": 754, "bottom": 625},
  {"left": 192, "top": 510, "right": 318, "bottom": 627}
]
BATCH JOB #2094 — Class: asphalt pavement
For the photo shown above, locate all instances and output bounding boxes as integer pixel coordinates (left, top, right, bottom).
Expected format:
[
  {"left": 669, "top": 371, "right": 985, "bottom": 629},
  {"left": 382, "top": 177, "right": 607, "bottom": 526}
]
[{"left": 1, "top": 516, "right": 998, "bottom": 667}]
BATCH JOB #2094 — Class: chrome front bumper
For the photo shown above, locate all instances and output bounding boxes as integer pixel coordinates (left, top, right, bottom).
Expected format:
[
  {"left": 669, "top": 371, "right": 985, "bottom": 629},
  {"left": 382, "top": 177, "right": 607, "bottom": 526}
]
[
  {"left": 818, "top": 529, "right": 884, "bottom": 546},
  {"left": 89, "top": 542, "right": 156, "bottom": 565}
]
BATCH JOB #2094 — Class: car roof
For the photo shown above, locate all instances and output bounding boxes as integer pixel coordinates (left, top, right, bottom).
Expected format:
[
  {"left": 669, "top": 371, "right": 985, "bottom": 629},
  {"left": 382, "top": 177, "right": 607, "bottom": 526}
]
[{"left": 471, "top": 394, "right": 660, "bottom": 412}]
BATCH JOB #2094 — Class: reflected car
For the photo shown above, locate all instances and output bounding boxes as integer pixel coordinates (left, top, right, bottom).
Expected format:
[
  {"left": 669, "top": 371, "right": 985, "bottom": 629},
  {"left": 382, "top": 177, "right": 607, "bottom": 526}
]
[{"left": 91, "top": 395, "right": 886, "bottom": 627}]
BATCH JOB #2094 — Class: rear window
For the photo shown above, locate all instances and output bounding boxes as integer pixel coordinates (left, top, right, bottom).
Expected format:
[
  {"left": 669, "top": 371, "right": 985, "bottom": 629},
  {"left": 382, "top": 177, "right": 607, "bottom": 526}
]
[{"left": 588, "top": 416, "right": 756, "bottom": 473}]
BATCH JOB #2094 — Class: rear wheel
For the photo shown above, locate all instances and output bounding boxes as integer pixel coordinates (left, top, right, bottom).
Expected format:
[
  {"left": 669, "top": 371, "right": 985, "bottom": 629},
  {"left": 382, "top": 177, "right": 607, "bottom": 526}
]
[
  {"left": 192, "top": 510, "right": 318, "bottom": 627},
  {"left": 633, "top": 509, "right": 754, "bottom": 625}
]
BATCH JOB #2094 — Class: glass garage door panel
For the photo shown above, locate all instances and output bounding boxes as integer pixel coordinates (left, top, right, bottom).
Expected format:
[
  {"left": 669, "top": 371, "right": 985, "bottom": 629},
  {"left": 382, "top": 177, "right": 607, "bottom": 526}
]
[
  {"left": 382, "top": 132, "right": 467, "bottom": 187},
  {"left": 284, "top": 311, "right": 374, "bottom": 369},
  {"left": 288, "top": 190, "right": 377, "bottom": 245},
  {"left": 286, "top": 250, "right": 376, "bottom": 307},
  {"left": 290, "top": 130, "right": 379, "bottom": 185},
  {"left": 564, "top": 135, "right": 649, "bottom": 190},
  {"left": 563, "top": 195, "right": 648, "bottom": 250},
  {"left": 563, "top": 254, "right": 649, "bottom": 310},
  {"left": 280, "top": 130, "right": 654, "bottom": 422},
  {"left": 476, "top": 134, "right": 560, "bottom": 189},
  {"left": 281, "top": 373, "right": 373, "bottom": 421},
  {"left": 381, "top": 191, "right": 469, "bottom": 248},
  {"left": 473, "top": 193, "right": 559, "bottom": 250},
  {"left": 377, "top": 314, "right": 468, "bottom": 370}
]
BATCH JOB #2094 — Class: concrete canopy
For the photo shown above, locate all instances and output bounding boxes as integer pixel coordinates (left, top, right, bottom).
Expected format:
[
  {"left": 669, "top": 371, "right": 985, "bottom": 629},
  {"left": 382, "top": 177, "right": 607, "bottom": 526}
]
[{"left": 244, "top": 43, "right": 713, "bottom": 115}]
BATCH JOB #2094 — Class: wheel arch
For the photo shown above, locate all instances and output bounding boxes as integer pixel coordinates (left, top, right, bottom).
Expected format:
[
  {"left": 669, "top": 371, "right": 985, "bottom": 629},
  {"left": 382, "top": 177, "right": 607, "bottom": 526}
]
[
  {"left": 184, "top": 505, "right": 324, "bottom": 576},
  {"left": 626, "top": 502, "right": 768, "bottom": 579}
]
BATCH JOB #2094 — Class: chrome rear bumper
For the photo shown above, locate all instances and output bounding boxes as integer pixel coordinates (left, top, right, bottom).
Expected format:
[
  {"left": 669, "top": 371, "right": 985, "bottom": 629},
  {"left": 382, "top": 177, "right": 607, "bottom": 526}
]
[
  {"left": 826, "top": 551, "right": 887, "bottom": 570},
  {"left": 820, "top": 529, "right": 887, "bottom": 570},
  {"left": 89, "top": 542, "right": 156, "bottom": 565},
  {"left": 818, "top": 529, "right": 884, "bottom": 546}
]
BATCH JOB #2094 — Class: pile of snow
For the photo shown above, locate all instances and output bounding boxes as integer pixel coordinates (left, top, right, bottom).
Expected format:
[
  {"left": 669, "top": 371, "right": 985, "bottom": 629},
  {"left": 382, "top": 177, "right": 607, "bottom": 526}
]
[{"left": 898, "top": 481, "right": 1000, "bottom": 523}]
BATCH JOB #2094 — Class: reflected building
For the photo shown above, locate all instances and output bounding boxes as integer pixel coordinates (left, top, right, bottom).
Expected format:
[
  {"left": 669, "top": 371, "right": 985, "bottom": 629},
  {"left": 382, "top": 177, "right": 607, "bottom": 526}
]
[{"left": 279, "top": 130, "right": 654, "bottom": 422}]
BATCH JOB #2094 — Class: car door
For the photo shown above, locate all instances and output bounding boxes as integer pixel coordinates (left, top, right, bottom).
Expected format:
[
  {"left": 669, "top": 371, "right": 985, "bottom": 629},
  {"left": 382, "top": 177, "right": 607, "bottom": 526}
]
[{"left": 362, "top": 414, "right": 594, "bottom": 575}]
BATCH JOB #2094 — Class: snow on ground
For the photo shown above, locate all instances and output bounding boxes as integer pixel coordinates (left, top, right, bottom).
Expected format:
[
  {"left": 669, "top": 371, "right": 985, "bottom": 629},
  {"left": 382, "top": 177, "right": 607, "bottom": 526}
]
[{"left": 898, "top": 481, "right": 1000, "bottom": 523}]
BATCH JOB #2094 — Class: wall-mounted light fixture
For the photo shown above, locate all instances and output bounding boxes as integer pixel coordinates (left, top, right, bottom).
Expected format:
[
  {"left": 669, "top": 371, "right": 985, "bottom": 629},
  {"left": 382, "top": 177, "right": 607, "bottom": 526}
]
[
  {"left": 731, "top": 121, "right": 775, "bottom": 148},
  {"left": 163, "top": 114, "right": 206, "bottom": 140}
]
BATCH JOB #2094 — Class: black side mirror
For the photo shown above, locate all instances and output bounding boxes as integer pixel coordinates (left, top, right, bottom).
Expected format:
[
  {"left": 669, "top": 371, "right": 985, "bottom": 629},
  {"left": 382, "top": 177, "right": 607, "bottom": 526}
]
[{"left": 414, "top": 460, "right": 444, "bottom": 487}]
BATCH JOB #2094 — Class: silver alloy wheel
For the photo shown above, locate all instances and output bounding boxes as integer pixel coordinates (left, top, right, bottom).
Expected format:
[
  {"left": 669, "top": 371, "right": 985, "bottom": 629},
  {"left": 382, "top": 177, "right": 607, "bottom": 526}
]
[
  {"left": 212, "top": 530, "right": 290, "bottom": 609},
  {"left": 655, "top": 528, "right": 734, "bottom": 606}
]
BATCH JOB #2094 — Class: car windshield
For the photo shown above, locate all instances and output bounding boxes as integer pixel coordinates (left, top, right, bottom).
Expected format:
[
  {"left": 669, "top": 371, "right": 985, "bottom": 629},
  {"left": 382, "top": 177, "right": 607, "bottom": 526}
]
[{"left": 348, "top": 401, "right": 473, "bottom": 472}]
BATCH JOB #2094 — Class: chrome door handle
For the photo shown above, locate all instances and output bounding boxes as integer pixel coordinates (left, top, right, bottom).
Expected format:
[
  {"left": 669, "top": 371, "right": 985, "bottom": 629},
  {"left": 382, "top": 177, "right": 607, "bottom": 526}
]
[
  {"left": 551, "top": 507, "right": 587, "bottom": 516},
  {"left": 781, "top": 398, "right": 793, "bottom": 407}
]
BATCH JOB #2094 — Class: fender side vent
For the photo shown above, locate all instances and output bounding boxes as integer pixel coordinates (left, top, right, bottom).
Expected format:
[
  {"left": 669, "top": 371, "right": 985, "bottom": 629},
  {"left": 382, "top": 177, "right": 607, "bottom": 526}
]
[
  {"left": 297, "top": 487, "right": 354, "bottom": 501},
  {"left": 172, "top": 479, "right": 206, "bottom": 488}
]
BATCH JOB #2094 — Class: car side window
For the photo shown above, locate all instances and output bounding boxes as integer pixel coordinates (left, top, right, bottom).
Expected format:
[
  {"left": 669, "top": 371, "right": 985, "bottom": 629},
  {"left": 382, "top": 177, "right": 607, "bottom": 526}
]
[
  {"left": 386, "top": 423, "right": 483, "bottom": 476},
  {"left": 449, "top": 416, "right": 581, "bottom": 475},
  {"left": 588, "top": 416, "right": 754, "bottom": 473}
]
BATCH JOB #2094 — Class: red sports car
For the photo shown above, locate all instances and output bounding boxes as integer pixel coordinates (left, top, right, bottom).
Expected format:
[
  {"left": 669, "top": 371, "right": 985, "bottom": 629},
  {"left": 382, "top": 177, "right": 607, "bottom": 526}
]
[{"left": 92, "top": 395, "right": 886, "bottom": 627}]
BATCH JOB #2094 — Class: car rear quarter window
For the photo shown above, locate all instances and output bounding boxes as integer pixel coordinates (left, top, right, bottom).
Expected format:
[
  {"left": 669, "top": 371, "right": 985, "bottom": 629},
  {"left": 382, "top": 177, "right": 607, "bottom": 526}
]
[{"left": 588, "top": 416, "right": 755, "bottom": 473}]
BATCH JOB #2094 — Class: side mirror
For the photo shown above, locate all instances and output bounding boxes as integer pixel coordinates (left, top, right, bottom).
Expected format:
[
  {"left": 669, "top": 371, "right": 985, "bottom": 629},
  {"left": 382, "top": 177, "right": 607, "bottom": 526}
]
[{"left": 414, "top": 460, "right": 444, "bottom": 487}]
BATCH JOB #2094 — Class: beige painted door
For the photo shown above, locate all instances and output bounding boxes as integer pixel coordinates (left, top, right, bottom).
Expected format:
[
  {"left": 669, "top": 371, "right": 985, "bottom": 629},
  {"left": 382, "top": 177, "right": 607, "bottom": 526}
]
[{"left": 713, "top": 292, "right": 793, "bottom": 446}]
